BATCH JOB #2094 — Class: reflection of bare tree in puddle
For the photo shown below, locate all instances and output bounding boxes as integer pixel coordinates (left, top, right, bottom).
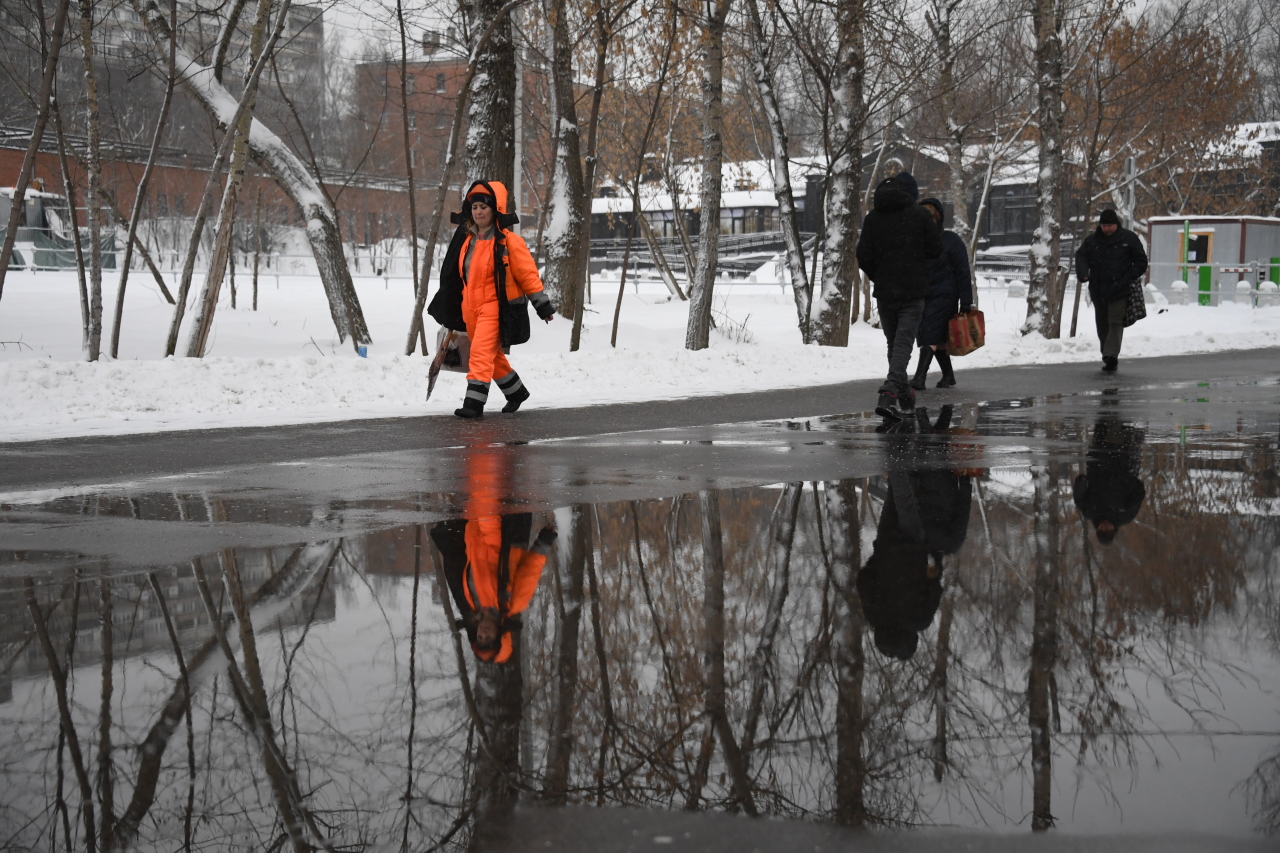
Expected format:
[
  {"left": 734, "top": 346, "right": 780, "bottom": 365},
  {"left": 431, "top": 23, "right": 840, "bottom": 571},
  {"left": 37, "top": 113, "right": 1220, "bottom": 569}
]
[
  {"left": 1027, "top": 459, "right": 1061, "bottom": 832},
  {"left": 12, "top": 536, "right": 340, "bottom": 851}
]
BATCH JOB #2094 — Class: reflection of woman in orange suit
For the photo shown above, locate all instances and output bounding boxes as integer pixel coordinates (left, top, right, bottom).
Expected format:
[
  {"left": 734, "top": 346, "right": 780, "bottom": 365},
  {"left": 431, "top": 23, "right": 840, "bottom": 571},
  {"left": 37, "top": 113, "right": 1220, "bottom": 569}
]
[{"left": 432, "top": 513, "right": 556, "bottom": 663}]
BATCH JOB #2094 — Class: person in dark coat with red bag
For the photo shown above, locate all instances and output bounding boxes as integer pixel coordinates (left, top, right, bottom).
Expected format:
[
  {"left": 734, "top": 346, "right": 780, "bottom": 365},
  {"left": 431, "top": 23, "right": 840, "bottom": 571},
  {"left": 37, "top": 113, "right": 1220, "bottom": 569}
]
[{"left": 910, "top": 198, "right": 973, "bottom": 390}]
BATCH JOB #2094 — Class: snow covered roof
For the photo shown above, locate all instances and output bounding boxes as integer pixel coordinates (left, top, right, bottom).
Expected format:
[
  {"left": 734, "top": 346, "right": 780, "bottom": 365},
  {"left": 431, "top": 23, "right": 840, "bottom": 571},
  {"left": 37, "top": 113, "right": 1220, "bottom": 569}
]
[
  {"left": 0, "top": 187, "right": 68, "bottom": 201},
  {"left": 914, "top": 141, "right": 1040, "bottom": 187},
  {"left": 594, "top": 157, "right": 827, "bottom": 213},
  {"left": 1149, "top": 214, "right": 1280, "bottom": 225},
  {"left": 1204, "top": 122, "right": 1280, "bottom": 162}
]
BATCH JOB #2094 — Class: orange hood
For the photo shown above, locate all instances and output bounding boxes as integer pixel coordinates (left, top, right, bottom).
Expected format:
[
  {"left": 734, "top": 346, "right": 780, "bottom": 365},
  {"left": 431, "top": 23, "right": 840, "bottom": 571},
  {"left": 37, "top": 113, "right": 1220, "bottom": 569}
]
[{"left": 466, "top": 180, "right": 510, "bottom": 214}]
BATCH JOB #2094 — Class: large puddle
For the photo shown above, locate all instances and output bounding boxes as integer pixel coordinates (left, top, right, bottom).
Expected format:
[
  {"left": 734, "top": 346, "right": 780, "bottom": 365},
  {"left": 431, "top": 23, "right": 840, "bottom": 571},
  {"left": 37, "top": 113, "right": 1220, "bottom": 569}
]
[{"left": 2, "top": 394, "right": 1278, "bottom": 849}]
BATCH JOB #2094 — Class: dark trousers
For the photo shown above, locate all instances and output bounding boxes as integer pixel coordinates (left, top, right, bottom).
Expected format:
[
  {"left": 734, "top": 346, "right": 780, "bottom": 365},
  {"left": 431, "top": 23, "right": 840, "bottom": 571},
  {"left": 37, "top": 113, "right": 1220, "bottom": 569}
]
[
  {"left": 877, "top": 297, "right": 926, "bottom": 395},
  {"left": 1093, "top": 296, "right": 1127, "bottom": 358}
]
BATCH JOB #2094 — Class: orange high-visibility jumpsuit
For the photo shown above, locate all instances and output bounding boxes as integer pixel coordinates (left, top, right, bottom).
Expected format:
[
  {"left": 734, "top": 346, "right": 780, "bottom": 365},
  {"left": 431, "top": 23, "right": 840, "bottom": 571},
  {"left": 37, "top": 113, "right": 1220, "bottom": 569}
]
[
  {"left": 458, "top": 181, "right": 548, "bottom": 403},
  {"left": 457, "top": 446, "right": 551, "bottom": 663}
]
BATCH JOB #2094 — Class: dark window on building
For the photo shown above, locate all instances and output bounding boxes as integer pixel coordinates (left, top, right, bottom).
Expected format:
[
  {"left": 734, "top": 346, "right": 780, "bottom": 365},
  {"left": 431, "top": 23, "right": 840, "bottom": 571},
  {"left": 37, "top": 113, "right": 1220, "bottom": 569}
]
[
  {"left": 405, "top": 75, "right": 415, "bottom": 94},
  {"left": 436, "top": 73, "right": 446, "bottom": 93}
]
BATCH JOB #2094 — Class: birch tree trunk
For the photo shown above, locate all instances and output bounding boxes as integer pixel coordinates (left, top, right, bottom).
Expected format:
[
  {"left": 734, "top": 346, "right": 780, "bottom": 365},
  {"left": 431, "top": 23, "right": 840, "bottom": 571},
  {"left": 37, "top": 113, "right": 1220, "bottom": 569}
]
[
  {"left": 685, "top": 0, "right": 732, "bottom": 351},
  {"left": 928, "top": 0, "right": 971, "bottom": 246},
  {"left": 78, "top": 0, "right": 105, "bottom": 361},
  {"left": 570, "top": 6, "right": 613, "bottom": 351},
  {"left": 396, "top": 0, "right": 421, "bottom": 345},
  {"left": 744, "top": 0, "right": 811, "bottom": 342},
  {"left": 540, "top": 0, "right": 585, "bottom": 317},
  {"left": 466, "top": 0, "right": 516, "bottom": 188},
  {"left": 404, "top": 0, "right": 524, "bottom": 354},
  {"left": 133, "top": 0, "right": 371, "bottom": 348},
  {"left": 51, "top": 95, "right": 90, "bottom": 346},
  {"left": 0, "top": 0, "right": 71, "bottom": 300},
  {"left": 1022, "top": 0, "right": 1066, "bottom": 338},
  {"left": 185, "top": 0, "right": 276, "bottom": 358},
  {"left": 810, "top": 0, "right": 866, "bottom": 347}
]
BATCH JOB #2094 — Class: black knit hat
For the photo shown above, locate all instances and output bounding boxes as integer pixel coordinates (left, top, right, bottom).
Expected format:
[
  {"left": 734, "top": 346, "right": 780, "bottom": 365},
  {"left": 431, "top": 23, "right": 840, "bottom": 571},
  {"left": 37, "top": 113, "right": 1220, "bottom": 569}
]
[
  {"left": 1099, "top": 209, "right": 1120, "bottom": 225},
  {"left": 893, "top": 170, "right": 920, "bottom": 201}
]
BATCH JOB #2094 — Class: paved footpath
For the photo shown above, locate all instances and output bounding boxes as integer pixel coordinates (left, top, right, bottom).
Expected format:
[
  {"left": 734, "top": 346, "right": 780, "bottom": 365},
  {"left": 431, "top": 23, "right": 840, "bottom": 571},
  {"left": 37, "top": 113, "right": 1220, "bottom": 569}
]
[{"left": 3, "top": 347, "right": 1278, "bottom": 492}]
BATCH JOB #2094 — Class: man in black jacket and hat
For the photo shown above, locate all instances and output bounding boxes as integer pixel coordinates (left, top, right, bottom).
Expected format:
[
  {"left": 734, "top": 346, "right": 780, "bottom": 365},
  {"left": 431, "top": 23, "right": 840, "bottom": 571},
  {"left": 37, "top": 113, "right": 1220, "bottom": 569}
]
[
  {"left": 856, "top": 171, "right": 943, "bottom": 419},
  {"left": 1075, "top": 209, "right": 1148, "bottom": 373}
]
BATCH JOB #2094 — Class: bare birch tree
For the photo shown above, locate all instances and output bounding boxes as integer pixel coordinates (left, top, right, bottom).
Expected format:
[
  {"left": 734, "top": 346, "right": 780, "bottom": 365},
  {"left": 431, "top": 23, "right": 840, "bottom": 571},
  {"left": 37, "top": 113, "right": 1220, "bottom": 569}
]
[
  {"left": 133, "top": 0, "right": 371, "bottom": 350},
  {"left": 537, "top": 0, "right": 586, "bottom": 317},
  {"left": 743, "top": 0, "right": 812, "bottom": 342},
  {"left": 76, "top": 0, "right": 105, "bottom": 360},
  {"left": 809, "top": 0, "right": 866, "bottom": 347},
  {"left": 684, "top": 0, "right": 732, "bottom": 350},
  {"left": 1021, "top": 0, "right": 1067, "bottom": 338},
  {"left": 186, "top": 0, "right": 282, "bottom": 358}
]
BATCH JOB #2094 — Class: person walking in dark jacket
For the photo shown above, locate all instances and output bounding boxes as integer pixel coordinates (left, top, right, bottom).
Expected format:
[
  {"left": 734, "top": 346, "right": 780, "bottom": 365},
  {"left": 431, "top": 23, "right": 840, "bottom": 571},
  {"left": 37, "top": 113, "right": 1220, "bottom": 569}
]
[
  {"left": 910, "top": 198, "right": 973, "bottom": 390},
  {"left": 1075, "top": 209, "right": 1148, "bottom": 373},
  {"left": 856, "top": 171, "right": 943, "bottom": 420}
]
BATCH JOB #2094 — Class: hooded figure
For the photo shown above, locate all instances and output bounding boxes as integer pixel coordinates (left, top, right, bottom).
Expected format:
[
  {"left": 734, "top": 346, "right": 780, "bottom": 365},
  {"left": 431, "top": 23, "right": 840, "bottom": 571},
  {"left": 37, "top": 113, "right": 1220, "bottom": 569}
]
[
  {"left": 432, "top": 513, "right": 556, "bottom": 663},
  {"left": 910, "top": 198, "right": 973, "bottom": 390},
  {"left": 855, "top": 171, "right": 943, "bottom": 421},
  {"left": 428, "top": 180, "right": 556, "bottom": 418}
]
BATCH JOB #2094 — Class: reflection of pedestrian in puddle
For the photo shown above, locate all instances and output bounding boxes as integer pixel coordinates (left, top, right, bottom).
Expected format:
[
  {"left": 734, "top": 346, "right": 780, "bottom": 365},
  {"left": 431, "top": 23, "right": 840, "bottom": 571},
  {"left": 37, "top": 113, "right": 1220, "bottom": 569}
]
[
  {"left": 1073, "top": 412, "right": 1146, "bottom": 544},
  {"left": 860, "top": 407, "right": 974, "bottom": 660},
  {"left": 431, "top": 513, "right": 556, "bottom": 662}
]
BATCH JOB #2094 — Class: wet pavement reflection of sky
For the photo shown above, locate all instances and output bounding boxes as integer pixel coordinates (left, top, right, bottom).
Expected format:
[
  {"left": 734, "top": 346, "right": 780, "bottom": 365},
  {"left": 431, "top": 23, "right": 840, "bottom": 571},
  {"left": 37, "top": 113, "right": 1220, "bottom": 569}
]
[{"left": 1, "top": 385, "right": 1279, "bottom": 850}]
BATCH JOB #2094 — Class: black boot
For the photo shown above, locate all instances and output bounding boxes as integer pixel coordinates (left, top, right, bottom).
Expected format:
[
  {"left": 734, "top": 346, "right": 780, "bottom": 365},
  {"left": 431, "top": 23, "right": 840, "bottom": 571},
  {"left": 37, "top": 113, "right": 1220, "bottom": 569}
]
[
  {"left": 909, "top": 347, "right": 933, "bottom": 391},
  {"left": 935, "top": 351, "right": 955, "bottom": 388},
  {"left": 454, "top": 380, "right": 488, "bottom": 418},
  {"left": 496, "top": 371, "right": 530, "bottom": 413}
]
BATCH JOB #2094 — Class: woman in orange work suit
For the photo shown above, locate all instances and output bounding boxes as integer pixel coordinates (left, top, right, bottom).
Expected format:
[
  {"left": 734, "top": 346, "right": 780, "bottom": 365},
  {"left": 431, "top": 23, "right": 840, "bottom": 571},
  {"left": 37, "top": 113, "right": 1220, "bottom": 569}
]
[{"left": 429, "top": 180, "right": 555, "bottom": 418}]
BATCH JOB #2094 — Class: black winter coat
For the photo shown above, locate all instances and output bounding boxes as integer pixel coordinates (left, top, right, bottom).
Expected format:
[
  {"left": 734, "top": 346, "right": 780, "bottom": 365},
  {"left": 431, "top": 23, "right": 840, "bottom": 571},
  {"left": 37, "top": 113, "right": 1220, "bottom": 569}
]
[
  {"left": 1075, "top": 225, "right": 1148, "bottom": 303},
  {"left": 1072, "top": 417, "right": 1146, "bottom": 531},
  {"left": 855, "top": 180, "right": 943, "bottom": 301},
  {"left": 917, "top": 229, "right": 973, "bottom": 347},
  {"left": 857, "top": 469, "right": 971, "bottom": 659}
]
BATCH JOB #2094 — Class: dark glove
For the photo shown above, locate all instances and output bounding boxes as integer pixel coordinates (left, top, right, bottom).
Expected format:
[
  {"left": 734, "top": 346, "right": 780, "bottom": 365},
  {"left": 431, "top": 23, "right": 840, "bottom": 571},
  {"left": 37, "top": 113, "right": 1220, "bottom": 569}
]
[
  {"left": 960, "top": 304, "right": 972, "bottom": 314},
  {"left": 535, "top": 300, "right": 556, "bottom": 321},
  {"left": 536, "top": 526, "right": 558, "bottom": 546}
]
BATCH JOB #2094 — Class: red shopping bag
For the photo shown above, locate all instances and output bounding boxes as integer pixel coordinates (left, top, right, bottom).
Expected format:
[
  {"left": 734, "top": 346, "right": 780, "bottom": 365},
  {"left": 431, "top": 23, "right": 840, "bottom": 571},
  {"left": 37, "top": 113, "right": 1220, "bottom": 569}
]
[{"left": 947, "top": 308, "right": 985, "bottom": 356}]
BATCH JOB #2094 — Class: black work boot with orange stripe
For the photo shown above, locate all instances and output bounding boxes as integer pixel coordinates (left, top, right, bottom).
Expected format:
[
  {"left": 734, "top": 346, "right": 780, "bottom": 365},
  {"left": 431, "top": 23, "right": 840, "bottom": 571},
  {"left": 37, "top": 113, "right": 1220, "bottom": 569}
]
[
  {"left": 455, "top": 380, "right": 488, "bottom": 418},
  {"left": 496, "top": 371, "right": 530, "bottom": 413}
]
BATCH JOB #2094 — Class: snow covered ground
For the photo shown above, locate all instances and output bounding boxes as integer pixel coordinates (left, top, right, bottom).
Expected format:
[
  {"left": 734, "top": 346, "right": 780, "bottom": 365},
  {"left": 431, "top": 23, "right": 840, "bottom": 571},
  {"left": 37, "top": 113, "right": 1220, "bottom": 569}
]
[{"left": 2, "top": 264, "right": 1279, "bottom": 443}]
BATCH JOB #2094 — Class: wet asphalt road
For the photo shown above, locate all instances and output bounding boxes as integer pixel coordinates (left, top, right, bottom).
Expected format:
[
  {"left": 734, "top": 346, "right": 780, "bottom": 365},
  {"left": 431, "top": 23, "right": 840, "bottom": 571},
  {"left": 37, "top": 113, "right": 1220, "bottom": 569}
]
[
  {"left": 3, "top": 346, "right": 1279, "bottom": 493},
  {"left": 2, "top": 348, "right": 1278, "bottom": 575}
]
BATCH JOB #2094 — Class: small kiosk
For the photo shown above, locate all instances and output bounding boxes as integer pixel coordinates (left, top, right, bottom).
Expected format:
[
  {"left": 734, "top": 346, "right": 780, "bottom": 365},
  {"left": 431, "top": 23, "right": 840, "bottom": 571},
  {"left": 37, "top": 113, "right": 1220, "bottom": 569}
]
[{"left": 1146, "top": 216, "right": 1280, "bottom": 306}]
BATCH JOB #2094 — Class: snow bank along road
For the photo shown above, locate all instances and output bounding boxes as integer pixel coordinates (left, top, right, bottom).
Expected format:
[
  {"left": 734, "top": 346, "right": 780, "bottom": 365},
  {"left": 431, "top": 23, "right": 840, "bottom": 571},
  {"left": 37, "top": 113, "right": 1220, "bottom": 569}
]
[{"left": 3, "top": 270, "right": 1280, "bottom": 443}]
